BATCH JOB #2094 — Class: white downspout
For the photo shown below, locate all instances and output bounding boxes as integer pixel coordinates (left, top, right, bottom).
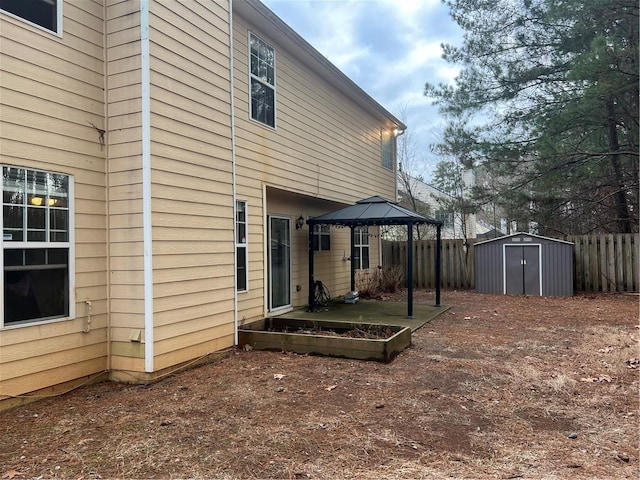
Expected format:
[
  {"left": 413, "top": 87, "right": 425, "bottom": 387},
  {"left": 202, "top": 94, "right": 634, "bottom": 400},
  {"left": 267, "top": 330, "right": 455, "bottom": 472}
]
[
  {"left": 140, "top": 0, "right": 154, "bottom": 372},
  {"left": 228, "top": 0, "right": 239, "bottom": 345},
  {"left": 103, "top": 0, "right": 112, "bottom": 370}
]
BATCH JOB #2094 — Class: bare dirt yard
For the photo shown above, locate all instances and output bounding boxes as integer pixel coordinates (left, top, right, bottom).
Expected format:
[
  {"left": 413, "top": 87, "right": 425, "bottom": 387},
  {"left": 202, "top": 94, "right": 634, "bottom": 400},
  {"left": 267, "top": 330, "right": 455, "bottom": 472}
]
[{"left": 1, "top": 290, "right": 638, "bottom": 479}]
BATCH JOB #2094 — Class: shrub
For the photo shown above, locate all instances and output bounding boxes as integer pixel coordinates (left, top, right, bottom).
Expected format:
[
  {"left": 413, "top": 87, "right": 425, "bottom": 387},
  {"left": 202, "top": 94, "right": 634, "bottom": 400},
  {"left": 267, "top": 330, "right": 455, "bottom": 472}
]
[
  {"left": 379, "top": 265, "right": 404, "bottom": 293},
  {"left": 357, "top": 266, "right": 405, "bottom": 299}
]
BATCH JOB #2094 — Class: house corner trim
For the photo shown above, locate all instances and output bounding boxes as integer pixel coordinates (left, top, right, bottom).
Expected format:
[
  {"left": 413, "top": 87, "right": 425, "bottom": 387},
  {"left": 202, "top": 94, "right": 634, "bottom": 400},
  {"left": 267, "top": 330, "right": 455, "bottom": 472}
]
[{"left": 140, "top": 0, "right": 154, "bottom": 372}]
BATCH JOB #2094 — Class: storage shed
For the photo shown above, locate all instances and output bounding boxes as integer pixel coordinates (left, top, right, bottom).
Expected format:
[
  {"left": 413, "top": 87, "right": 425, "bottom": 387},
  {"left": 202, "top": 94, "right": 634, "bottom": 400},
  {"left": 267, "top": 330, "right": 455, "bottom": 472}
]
[{"left": 475, "top": 233, "right": 574, "bottom": 297}]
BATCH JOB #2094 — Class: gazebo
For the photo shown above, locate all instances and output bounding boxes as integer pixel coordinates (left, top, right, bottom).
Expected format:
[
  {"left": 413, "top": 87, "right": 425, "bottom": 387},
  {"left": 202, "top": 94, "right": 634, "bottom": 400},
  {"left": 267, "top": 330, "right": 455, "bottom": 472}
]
[{"left": 306, "top": 196, "right": 443, "bottom": 317}]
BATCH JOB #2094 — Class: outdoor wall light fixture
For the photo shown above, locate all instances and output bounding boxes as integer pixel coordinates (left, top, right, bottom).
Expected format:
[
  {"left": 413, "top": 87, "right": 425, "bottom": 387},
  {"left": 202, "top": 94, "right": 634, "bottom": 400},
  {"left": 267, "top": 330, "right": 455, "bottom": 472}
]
[
  {"left": 393, "top": 128, "right": 405, "bottom": 137},
  {"left": 295, "top": 215, "right": 305, "bottom": 230}
]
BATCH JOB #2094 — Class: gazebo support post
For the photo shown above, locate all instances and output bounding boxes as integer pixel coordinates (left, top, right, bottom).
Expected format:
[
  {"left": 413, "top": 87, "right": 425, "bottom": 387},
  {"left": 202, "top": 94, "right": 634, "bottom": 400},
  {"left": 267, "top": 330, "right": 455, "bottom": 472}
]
[
  {"left": 308, "top": 224, "right": 315, "bottom": 311},
  {"left": 407, "top": 223, "right": 413, "bottom": 318},
  {"left": 435, "top": 224, "right": 442, "bottom": 307},
  {"left": 350, "top": 226, "right": 356, "bottom": 292}
]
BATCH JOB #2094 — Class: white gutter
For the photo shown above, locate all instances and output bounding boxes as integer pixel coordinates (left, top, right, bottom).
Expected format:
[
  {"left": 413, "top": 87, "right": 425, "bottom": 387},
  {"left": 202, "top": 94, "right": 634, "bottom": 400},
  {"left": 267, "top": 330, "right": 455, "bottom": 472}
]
[
  {"left": 140, "top": 0, "right": 154, "bottom": 372},
  {"left": 229, "top": 0, "right": 239, "bottom": 345}
]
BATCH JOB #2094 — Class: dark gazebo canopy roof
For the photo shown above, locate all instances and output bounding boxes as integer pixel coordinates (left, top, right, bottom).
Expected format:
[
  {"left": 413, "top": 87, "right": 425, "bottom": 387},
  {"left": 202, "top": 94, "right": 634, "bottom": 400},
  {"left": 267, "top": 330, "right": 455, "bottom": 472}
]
[
  {"left": 306, "top": 196, "right": 442, "bottom": 227},
  {"left": 305, "top": 195, "right": 443, "bottom": 315}
]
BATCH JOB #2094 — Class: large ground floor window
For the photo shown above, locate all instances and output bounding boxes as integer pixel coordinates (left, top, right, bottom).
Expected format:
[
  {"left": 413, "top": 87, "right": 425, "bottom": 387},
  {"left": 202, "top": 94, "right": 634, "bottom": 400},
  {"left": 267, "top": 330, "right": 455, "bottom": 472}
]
[
  {"left": 0, "top": 0, "right": 62, "bottom": 35},
  {"left": 2, "top": 166, "right": 73, "bottom": 326},
  {"left": 353, "top": 226, "right": 369, "bottom": 270}
]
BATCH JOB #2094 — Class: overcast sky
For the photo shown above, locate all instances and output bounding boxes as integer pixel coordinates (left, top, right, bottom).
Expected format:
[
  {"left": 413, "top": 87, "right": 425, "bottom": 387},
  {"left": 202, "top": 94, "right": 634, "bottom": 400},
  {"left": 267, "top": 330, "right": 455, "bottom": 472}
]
[{"left": 261, "top": 0, "right": 463, "bottom": 177}]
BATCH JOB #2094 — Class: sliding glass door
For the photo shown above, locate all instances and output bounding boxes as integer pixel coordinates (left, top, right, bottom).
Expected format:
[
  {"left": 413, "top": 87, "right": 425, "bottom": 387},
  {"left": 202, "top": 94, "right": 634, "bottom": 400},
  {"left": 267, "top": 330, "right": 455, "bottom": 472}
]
[{"left": 268, "top": 216, "right": 291, "bottom": 311}]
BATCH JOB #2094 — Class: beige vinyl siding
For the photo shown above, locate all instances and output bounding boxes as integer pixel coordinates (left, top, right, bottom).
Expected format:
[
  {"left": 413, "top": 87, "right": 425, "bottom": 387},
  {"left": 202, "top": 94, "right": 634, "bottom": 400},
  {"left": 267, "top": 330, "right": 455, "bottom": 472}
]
[
  {"left": 264, "top": 190, "right": 383, "bottom": 308},
  {"left": 147, "top": 0, "right": 235, "bottom": 366},
  {"left": 234, "top": 187, "right": 266, "bottom": 323},
  {"left": 304, "top": 225, "right": 380, "bottom": 302},
  {"left": 262, "top": 191, "right": 347, "bottom": 309},
  {"left": 1, "top": 0, "right": 400, "bottom": 403},
  {"left": 0, "top": 0, "right": 108, "bottom": 399},
  {"left": 105, "top": 0, "right": 144, "bottom": 363},
  {"left": 233, "top": 12, "right": 395, "bottom": 322},
  {"left": 232, "top": 16, "right": 396, "bottom": 205},
  {"left": 234, "top": 187, "right": 379, "bottom": 323}
]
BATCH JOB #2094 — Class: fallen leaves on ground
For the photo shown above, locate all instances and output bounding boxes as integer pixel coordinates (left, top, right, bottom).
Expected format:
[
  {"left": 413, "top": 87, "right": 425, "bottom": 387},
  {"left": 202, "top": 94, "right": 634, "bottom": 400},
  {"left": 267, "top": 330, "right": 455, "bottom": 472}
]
[{"left": 1, "top": 290, "right": 637, "bottom": 480}]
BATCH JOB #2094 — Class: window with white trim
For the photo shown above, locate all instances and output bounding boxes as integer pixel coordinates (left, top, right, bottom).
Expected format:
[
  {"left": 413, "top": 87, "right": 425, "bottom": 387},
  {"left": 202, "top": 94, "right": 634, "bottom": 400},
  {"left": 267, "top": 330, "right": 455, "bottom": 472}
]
[
  {"left": 235, "top": 200, "right": 248, "bottom": 292},
  {"left": 353, "top": 226, "right": 369, "bottom": 270},
  {"left": 0, "top": 0, "right": 62, "bottom": 35},
  {"left": 435, "top": 210, "right": 454, "bottom": 228},
  {"left": 381, "top": 129, "right": 393, "bottom": 170},
  {"left": 312, "top": 224, "right": 330, "bottom": 251},
  {"left": 2, "top": 166, "right": 73, "bottom": 326},
  {"left": 249, "top": 32, "right": 275, "bottom": 128}
]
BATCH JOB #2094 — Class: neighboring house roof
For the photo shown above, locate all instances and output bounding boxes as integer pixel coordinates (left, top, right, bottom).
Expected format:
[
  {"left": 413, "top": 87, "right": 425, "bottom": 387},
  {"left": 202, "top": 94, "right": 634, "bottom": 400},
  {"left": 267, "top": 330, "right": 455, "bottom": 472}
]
[
  {"left": 476, "top": 228, "right": 504, "bottom": 240},
  {"left": 397, "top": 172, "right": 507, "bottom": 239},
  {"left": 307, "top": 196, "right": 442, "bottom": 227},
  {"left": 398, "top": 172, "right": 452, "bottom": 203},
  {"left": 235, "top": 0, "right": 406, "bottom": 130}
]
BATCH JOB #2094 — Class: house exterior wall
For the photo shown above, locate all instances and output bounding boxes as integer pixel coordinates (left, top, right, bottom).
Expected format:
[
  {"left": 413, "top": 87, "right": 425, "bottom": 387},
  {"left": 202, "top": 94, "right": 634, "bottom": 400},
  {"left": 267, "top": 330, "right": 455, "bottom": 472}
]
[
  {"left": 105, "top": 0, "right": 145, "bottom": 373},
  {"left": 232, "top": 6, "right": 395, "bottom": 322},
  {"left": 147, "top": 0, "right": 235, "bottom": 371},
  {"left": 0, "top": 0, "right": 109, "bottom": 398},
  {"left": 261, "top": 189, "right": 382, "bottom": 311},
  {"left": 104, "top": 0, "right": 237, "bottom": 376},
  {"left": 1, "top": 0, "right": 400, "bottom": 406}
]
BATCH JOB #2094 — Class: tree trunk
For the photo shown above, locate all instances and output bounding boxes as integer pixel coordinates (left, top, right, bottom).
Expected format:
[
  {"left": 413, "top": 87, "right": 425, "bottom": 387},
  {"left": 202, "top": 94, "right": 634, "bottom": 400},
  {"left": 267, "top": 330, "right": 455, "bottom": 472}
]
[{"left": 604, "top": 97, "right": 631, "bottom": 233}]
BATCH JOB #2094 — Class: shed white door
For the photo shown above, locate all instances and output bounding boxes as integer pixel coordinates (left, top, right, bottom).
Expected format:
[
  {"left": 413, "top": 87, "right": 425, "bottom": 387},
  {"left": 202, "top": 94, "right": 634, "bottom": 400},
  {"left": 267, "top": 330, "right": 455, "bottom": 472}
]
[{"left": 504, "top": 245, "right": 541, "bottom": 295}]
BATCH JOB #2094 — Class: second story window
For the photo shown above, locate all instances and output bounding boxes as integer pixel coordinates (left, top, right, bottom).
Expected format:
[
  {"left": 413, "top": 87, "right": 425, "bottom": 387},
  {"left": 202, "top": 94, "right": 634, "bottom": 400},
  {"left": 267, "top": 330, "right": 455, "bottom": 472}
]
[
  {"left": 381, "top": 129, "right": 393, "bottom": 170},
  {"left": 249, "top": 33, "right": 275, "bottom": 128},
  {"left": 0, "top": 0, "right": 62, "bottom": 35}
]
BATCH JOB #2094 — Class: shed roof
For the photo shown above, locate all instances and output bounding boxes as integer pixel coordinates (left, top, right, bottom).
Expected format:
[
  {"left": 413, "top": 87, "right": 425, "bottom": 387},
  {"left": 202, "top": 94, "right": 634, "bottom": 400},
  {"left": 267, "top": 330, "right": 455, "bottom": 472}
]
[
  {"left": 474, "top": 232, "right": 574, "bottom": 246},
  {"left": 306, "top": 196, "right": 441, "bottom": 227}
]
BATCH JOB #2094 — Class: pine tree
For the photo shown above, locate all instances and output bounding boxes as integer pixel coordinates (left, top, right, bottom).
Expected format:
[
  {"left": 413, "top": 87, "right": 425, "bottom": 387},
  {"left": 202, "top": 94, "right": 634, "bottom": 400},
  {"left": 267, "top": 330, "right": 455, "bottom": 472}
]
[{"left": 426, "top": 0, "right": 638, "bottom": 234}]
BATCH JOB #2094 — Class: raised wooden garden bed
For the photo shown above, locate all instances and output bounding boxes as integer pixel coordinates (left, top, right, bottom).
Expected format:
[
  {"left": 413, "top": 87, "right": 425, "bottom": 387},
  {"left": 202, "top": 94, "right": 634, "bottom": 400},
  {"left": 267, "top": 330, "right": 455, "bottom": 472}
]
[{"left": 238, "top": 318, "right": 411, "bottom": 363}]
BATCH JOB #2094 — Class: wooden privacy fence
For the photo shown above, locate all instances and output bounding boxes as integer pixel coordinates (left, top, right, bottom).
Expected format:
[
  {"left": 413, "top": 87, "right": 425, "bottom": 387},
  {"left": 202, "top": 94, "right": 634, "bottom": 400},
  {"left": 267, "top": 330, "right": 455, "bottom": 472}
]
[
  {"left": 382, "top": 233, "right": 639, "bottom": 293},
  {"left": 382, "top": 239, "right": 476, "bottom": 290},
  {"left": 568, "top": 234, "right": 638, "bottom": 293}
]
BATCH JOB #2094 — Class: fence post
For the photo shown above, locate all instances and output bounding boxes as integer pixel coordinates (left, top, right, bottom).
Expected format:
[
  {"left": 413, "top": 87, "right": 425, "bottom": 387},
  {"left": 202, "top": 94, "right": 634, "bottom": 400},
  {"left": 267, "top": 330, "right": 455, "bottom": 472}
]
[
  {"left": 571, "top": 236, "right": 581, "bottom": 291},
  {"left": 615, "top": 234, "right": 624, "bottom": 292},
  {"left": 622, "top": 233, "right": 635, "bottom": 292},
  {"left": 435, "top": 225, "right": 442, "bottom": 306}
]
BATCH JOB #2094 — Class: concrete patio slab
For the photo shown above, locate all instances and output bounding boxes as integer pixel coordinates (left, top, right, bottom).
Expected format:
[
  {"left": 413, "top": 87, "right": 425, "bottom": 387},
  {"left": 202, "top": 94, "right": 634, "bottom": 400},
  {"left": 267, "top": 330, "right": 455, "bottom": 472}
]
[{"left": 274, "top": 299, "right": 450, "bottom": 332}]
